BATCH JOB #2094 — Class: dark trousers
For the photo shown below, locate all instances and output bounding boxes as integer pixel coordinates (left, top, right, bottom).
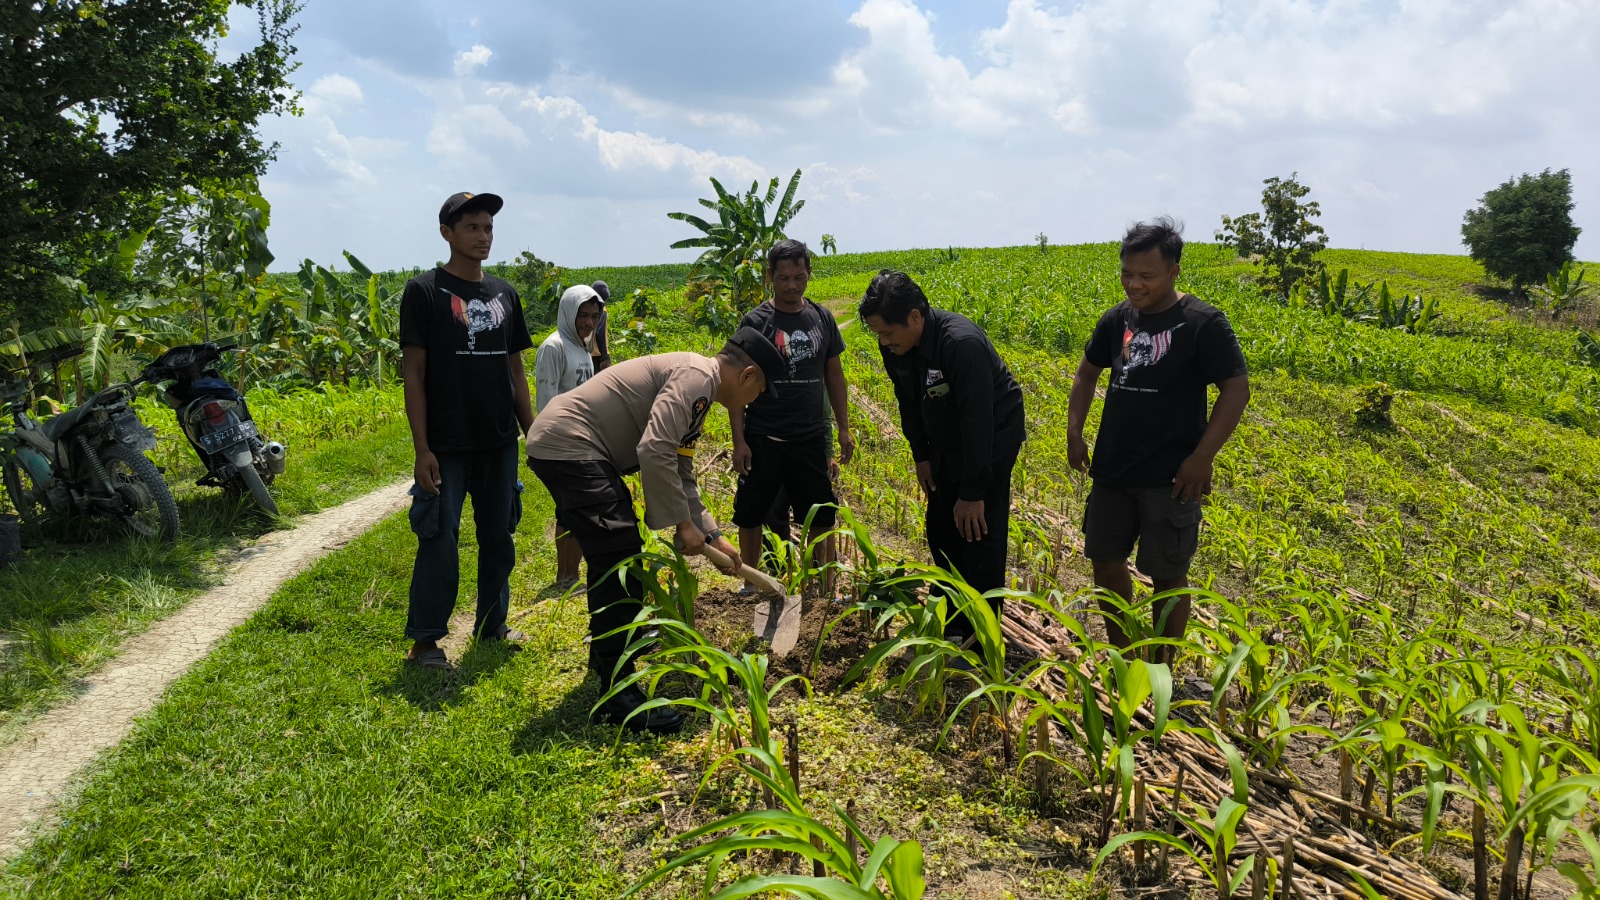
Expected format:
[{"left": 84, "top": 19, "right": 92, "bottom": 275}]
[
  {"left": 527, "top": 457, "right": 644, "bottom": 661},
  {"left": 925, "top": 452, "right": 1017, "bottom": 637},
  {"left": 406, "top": 442, "right": 521, "bottom": 642}
]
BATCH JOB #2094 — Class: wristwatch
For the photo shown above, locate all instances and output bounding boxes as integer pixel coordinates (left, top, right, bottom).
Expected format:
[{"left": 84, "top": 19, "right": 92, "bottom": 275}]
[{"left": 705, "top": 529, "right": 723, "bottom": 542}]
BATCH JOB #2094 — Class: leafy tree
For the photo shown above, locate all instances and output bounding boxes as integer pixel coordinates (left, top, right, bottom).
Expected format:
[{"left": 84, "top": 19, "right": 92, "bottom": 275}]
[
  {"left": 1461, "top": 169, "right": 1581, "bottom": 296},
  {"left": 668, "top": 169, "right": 804, "bottom": 313},
  {"left": 820, "top": 233, "right": 837, "bottom": 255},
  {"left": 501, "top": 251, "right": 564, "bottom": 327},
  {"left": 1216, "top": 172, "right": 1329, "bottom": 298},
  {"left": 0, "top": 0, "right": 302, "bottom": 325}
]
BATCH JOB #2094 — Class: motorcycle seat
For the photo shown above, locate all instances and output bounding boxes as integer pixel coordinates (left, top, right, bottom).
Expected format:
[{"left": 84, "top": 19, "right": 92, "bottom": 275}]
[{"left": 41, "top": 402, "right": 95, "bottom": 443}]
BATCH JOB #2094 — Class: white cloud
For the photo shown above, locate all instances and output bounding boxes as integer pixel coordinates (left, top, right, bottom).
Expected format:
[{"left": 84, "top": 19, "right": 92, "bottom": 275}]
[
  {"left": 285, "top": 74, "right": 396, "bottom": 186},
  {"left": 453, "top": 43, "right": 493, "bottom": 77},
  {"left": 596, "top": 130, "right": 766, "bottom": 184},
  {"left": 301, "top": 74, "right": 365, "bottom": 118},
  {"left": 834, "top": 0, "right": 1016, "bottom": 133}
]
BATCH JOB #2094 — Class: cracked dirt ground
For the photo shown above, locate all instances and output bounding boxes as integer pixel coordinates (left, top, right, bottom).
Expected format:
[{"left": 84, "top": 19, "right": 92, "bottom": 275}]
[{"left": 0, "top": 477, "right": 413, "bottom": 856}]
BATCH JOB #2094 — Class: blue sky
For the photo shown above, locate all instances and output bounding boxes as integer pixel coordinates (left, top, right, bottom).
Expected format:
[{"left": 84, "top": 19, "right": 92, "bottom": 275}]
[{"left": 246, "top": 0, "right": 1599, "bottom": 271}]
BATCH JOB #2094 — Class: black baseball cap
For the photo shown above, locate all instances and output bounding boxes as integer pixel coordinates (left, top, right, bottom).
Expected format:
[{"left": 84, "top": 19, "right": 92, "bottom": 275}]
[
  {"left": 438, "top": 191, "right": 504, "bottom": 225},
  {"left": 725, "top": 326, "right": 785, "bottom": 398}
]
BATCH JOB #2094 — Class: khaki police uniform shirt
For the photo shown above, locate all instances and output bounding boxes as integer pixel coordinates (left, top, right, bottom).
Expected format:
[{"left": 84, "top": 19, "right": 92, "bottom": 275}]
[{"left": 526, "top": 352, "right": 719, "bottom": 533}]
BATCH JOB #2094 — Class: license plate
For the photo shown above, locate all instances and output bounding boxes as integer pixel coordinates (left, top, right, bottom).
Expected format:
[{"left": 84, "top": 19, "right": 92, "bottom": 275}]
[
  {"left": 200, "top": 424, "right": 244, "bottom": 452},
  {"left": 200, "top": 420, "right": 259, "bottom": 453}
]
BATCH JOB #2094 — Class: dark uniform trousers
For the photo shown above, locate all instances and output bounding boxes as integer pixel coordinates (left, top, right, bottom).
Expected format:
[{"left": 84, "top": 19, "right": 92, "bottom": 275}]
[
  {"left": 925, "top": 450, "right": 1017, "bottom": 638},
  {"left": 527, "top": 457, "right": 646, "bottom": 662}
]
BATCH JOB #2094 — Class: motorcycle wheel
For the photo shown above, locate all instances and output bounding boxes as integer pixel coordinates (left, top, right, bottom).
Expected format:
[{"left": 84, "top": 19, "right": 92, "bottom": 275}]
[
  {"left": 1, "top": 455, "right": 43, "bottom": 524},
  {"left": 238, "top": 464, "right": 279, "bottom": 517},
  {"left": 108, "top": 446, "right": 180, "bottom": 542}
]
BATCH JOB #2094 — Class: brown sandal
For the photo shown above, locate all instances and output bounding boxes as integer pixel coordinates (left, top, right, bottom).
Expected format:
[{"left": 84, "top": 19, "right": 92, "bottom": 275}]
[{"left": 405, "top": 646, "right": 451, "bottom": 671}]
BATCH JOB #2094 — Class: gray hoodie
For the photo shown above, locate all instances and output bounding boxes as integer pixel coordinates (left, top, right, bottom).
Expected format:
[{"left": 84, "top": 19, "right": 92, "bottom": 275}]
[{"left": 534, "top": 285, "right": 599, "bottom": 411}]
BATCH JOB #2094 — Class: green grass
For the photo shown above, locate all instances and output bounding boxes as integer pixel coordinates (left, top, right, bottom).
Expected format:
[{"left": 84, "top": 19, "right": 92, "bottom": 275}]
[
  {"left": 0, "top": 383, "right": 413, "bottom": 739},
  {"left": 3, "top": 481, "right": 1097, "bottom": 899}
]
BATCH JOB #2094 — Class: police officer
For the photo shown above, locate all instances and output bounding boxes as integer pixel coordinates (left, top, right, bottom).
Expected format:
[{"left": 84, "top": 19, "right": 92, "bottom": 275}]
[
  {"left": 525, "top": 326, "right": 786, "bottom": 733},
  {"left": 859, "top": 270, "right": 1026, "bottom": 654}
]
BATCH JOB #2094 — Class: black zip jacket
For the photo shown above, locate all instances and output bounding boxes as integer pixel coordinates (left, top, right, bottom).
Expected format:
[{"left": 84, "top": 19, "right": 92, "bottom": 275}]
[{"left": 879, "top": 308, "right": 1026, "bottom": 501}]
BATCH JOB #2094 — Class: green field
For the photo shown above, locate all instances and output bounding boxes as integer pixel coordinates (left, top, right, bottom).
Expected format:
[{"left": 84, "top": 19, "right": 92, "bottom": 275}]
[{"left": 5, "top": 244, "right": 1599, "bottom": 899}]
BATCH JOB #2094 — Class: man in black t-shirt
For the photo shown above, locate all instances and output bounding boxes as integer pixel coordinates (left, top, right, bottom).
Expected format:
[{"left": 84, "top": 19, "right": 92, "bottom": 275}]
[
  {"left": 398, "top": 191, "right": 536, "bottom": 671},
  {"left": 730, "top": 240, "right": 854, "bottom": 598},
  {"left": 1067, "top": 218, "right": 1250, "bottom": 663}
]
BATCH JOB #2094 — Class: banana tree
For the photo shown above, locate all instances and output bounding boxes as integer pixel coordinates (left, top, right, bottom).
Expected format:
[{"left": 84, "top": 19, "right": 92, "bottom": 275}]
[{"left": 668, "top": 169, "right": 805, "bottom": 311}]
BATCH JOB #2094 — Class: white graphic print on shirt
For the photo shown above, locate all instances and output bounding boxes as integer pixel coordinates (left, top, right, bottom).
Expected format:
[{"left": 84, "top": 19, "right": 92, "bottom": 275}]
[
  {"left": 449, "top": 291, "right": 508, "bottom": 352},
  {"left": 774, "top": 324, "right": 824, "bottom": 379},
  {"left": 1113, "top": 323, "right": 1185, "bottom": 393}
]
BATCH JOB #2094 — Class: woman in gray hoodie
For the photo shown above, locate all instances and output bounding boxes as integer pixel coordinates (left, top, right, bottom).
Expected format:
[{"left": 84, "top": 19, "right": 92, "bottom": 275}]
[{"left": 535, "top": 284, "right": 603, "bottom": 584}]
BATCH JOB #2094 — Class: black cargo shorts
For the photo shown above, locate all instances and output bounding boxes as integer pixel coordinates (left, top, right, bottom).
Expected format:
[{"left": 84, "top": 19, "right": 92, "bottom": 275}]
[{"left": 1081, "top": 483, "right": 1203, "bottom": 579}]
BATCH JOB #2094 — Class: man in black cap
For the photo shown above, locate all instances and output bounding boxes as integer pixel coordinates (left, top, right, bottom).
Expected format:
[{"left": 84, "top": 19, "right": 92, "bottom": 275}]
[
  {"left": 588, "top": 280, "right": 613, "bottom": 373},
  {"left": 525, "top": 326, "right": 786, "bottom": 732},
  {"left": 399, "top": 191, "right": 535, "bottom": 671}
]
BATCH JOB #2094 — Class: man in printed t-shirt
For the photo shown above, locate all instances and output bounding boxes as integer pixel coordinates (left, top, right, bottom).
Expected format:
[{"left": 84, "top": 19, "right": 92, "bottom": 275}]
[
  {"left": 1067, "top": 217, "right": 1250, "bottom": 664},
  {"left": 729, "top": 240, "right": 854, "bottom": 598},
  {"left": 398, "top": 191, "right": 536, "bottom": 671}
]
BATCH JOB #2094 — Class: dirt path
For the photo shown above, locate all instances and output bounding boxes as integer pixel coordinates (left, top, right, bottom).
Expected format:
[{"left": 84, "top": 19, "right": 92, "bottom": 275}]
[{"left": 0, "top": 477, "right": 413, "bottom": 857}]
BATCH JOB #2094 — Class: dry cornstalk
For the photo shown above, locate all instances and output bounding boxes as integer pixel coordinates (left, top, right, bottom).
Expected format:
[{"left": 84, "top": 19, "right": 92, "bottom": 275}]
[
  {"left": 1133, "top": 777, "right": 1147, "bottom": 871},
  {"left": 1159, "top": 767, "right": 1186, "bottom": 880},
  {"left": 1032, "top": 716, "right": 1051, "bottom": 799},
  {"left": 1472, "top": 804, "right": 1488, "bottom": 900},
  {"left": 1339, "top": 751, "right": 1354, "bottom": 828}
]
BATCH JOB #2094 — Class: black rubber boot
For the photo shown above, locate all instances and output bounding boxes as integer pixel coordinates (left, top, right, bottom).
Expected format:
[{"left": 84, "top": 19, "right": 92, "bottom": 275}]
[{"left": 591, "top": 653, "right": 684, "bottom": 735}]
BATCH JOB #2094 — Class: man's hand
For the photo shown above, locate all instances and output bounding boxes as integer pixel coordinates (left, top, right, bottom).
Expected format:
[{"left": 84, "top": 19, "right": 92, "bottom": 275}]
[
  {"left": 954, "top": 499, "right": 987, "bottom": 542},
  {"left": 915, "top": 460, "right": 936, "bottom": 496},
  {"left": 732, "top": 442, "right": 753, "bottom": 475},
  {"left": 837, "top": 429, "right": 856, "bottom": 466},
  {"left": 828, "top": 457, "right": 840, "bottom": 481},
  {"left": 1068, "top": 433, "right": 1090, "bottom": 473},
  {"left": 676, "top": 520, "right": 707, "bottom": 555},
  {"left": 708, "top": 535, "right": 742, "bottom": 575},
  {"left": 414, "top": 451, "right": 441, "bottom": 495},
  {"left": 1171, "top": 453, "right": 1214, "bottom": 503}
]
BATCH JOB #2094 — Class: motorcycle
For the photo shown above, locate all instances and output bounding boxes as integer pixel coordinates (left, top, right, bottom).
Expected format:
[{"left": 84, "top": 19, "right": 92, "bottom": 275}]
[
  {"left": 0, "top": 347, "right": 181, "bottom": 542},
  {"left": 138, "top": 342, "right": 285, "bottom": 516}
]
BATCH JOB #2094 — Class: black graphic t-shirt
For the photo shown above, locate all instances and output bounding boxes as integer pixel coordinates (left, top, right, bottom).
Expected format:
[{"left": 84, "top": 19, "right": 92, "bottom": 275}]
[
  {"left": 738, "top": 298, "right": 844, "bottom": 439},
  {"left": 399, "top": 267, "right": 533, "bottom": 453},
  {"left": 1083, "top": 294, "right": 1248, "bottom": 488}
]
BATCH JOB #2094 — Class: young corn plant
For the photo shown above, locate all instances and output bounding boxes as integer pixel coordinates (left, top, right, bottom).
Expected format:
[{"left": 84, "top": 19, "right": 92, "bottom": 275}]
[
  {"left": 1504, "top": 773, "right": 1600, "bottom": 897},
  {"left": 834, "top": 567, "right": 958, "bottom": 712},
  {"left": 601, "top": 615, "right": 810, "bottom": 760},
  {"left": 1093, "top": 733, "right": 1258, "bottom": 899},
  {"left": 1525, "top": 645, "right": 1600, "bottom": 758},
  {"left": 1461, "top": 705, "right": 1597, "bottom": 898},
  {"left": 1190, "top": 595, "right": 1292, "bottom": 754},
  {"left": 622, "top": 802, "right": 927, "bottom": 899},
  {"left": 1065, "top": 645, "right": 1176, "bottom": 844}
]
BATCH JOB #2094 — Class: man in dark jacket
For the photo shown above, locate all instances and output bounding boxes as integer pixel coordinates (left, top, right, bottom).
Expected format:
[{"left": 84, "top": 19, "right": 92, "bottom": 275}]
[{"left": 859, "top": 270, "right": 1026, "bottom": 648}]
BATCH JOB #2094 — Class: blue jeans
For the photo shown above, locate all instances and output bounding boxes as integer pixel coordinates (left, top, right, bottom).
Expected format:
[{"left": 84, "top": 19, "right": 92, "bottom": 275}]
[{"left": 405, "top": 442, "right": 523, "bottom": 642}]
